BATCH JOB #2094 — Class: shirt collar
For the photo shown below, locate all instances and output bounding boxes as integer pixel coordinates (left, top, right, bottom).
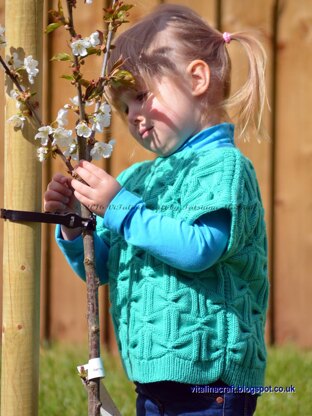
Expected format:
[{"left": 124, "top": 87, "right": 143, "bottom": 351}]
[{"left": 176, "top": 122, "right": 235, "bottom": 154}]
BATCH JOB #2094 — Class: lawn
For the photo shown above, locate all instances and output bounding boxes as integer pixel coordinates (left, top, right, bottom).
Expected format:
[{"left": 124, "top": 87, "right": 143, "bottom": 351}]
[
  {"left": 2, "top": 343, "right": 312, "bottom": 415},
  {"left": 39, "top": 342, "right": 136, "bottom": 416}
]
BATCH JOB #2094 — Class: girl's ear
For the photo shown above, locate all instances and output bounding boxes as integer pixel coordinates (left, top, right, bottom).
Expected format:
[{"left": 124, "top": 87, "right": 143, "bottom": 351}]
[{"left": 186, "top": 60, "right": 210, "bottom": 96}]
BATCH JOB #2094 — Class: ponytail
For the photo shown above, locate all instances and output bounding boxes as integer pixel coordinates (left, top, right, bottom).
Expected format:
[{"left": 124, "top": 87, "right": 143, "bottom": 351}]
[{"left": 222, "top": 32, "right": 268, "bottom": 140}]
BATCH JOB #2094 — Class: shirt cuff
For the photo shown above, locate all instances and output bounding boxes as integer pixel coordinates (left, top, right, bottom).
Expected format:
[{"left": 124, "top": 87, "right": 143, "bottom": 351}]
[
  {"left": 55, "top": 224, "right": 84, "bottom": 253},
  {"left": 103, "top": 187, "right": 142, "bottom": 234}
]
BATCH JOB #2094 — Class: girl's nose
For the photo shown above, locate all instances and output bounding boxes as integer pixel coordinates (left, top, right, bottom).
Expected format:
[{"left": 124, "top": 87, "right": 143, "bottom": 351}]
[{"left": 128, "top": 103, "right": 143, "bottom": 126}]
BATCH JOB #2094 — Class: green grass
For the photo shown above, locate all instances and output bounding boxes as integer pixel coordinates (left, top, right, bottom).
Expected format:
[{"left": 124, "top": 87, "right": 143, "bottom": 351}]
[
  {"left": 257, "top": 345, "right": 312, "bottom": 416},
  {"left": 2, "top": 343, "right": 312, "bottom": 415},
  {"left": 39, "top": 343, "right": 136, "bottom": 416}
]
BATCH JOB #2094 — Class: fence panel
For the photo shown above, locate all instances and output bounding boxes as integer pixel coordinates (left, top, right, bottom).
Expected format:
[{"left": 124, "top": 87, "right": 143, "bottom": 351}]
[
  {"left": 1, "top": 0, "right": 312, "bottom": 348},
  {"left": 273, "top": 0, "right": 312, "bottom": 347},
  {"left": 221, "top": 0, "right": 275, "bottom": 341}
]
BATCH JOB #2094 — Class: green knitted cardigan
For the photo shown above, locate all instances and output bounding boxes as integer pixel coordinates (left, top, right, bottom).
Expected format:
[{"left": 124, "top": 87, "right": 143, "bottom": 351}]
[{"left": 98, "top": 143, "right": 269, "bottom": 387}]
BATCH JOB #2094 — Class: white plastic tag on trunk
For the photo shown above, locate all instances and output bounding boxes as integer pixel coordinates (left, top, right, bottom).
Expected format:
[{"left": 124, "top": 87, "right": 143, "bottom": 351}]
[{"left": 77, "top": 357, "right": 105, "bottom": 380}]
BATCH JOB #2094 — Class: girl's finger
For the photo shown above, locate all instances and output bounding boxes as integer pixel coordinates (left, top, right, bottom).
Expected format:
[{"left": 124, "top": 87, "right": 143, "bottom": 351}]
[
  {"left": 45, "top": 189, "right": 70, "bottom": 204},
  {"left": 52, "top": 173, "right": 73, "bottom": 190},
  {"left": 73, "top": 190, "right": 105, "bottom": 216},
  {"left": 44, "top": 199, "right": 68, "bottom": 212},
  {"left": 71, "top": 178, "right": 95, "bottom": 198},
  {"left": 47, "top": 180, "right": 73, "bottom": 197},
  {"left": 51, "top": 173, "right": 64, "bottom": 181},
  {"left": 77, "top": 160, "right": 107, "bottom": 179},
  {"left": 74, "top": 166, "right": 100, "bottom": 188},
  {"left": 73, "top": 190, "right": 94, "bottom": 210},
  {"left": 52, "top": 173, "right": 69, "bottom": 183}
]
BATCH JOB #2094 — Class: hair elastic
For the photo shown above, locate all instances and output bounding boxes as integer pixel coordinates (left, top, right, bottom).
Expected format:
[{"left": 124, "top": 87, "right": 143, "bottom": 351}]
[{"left": 223, "top": 32, "right": 232, "bottom": 44}]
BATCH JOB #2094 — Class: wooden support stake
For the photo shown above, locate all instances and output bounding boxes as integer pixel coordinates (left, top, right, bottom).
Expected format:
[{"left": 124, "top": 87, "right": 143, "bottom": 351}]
[{"left": 1, "top": 1, "right": 43, "bottom": 415}]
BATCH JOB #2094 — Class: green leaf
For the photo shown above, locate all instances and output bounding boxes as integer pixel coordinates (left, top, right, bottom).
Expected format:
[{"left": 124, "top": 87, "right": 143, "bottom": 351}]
[
  {"left": 60, "top": 74, "right": 75, "bottom": 81},
  {"left": 119, "top": 5, "right": 134, "bottom": 12},
  {"left": 51, "top": 53, "right": 72, "bottom": 62},
  {"left": 45, "top": 22, "right": 62, "bottom": 34},
  {"left": 79, "top": 79, "right": 91, "bottom": 88},
  {"left": 110, "top": 69, "right": 135, "bottom": 89},
  {"left": 85, "top": 47, "right": 101, "bottom": 57}
]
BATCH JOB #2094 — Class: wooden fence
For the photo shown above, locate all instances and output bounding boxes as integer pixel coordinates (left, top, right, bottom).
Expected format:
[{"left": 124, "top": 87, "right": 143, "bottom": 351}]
[{"left": 0, "top": 0, "right": 311, "bottom": 351}]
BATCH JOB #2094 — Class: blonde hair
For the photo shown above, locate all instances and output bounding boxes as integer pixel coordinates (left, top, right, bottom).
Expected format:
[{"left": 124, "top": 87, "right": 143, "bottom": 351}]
[{"left": 107, "top": 4, "right": 267, "bottom": 139}]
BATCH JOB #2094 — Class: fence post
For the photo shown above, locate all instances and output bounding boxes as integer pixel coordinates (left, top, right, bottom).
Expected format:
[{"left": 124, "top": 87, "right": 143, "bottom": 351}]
[{"left": 1, "top": 1, "right": 43, "bottom": 415}]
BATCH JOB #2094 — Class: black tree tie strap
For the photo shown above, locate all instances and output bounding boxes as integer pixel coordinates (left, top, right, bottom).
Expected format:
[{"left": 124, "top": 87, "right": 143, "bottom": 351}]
[{"left": 0, "top": 209, "right": 96, "bottom": 230}]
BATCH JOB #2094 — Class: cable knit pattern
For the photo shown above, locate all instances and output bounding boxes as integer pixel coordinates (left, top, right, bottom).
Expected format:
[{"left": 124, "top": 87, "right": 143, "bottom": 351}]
[{"left": 97, "top": 143, "right": 269, "bottom": 387}]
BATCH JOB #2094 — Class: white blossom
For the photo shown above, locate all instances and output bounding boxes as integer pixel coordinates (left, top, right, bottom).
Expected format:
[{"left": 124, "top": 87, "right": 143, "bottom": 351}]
[
  {"left": 91, "top": 102, "right": 111, "bottom": 132},
  {"left": 70, "top": 96, "right": 80, "bottom": 106},
  {"left": 76, "top": 121, "right": 92, "bottom": 138},
  {"left": 90, "top": 140, "right": 115, "bottom": 160},
  {"left": 92, "top": 112, "right": 111, "bottom": 133},
  {"left": 12, "top": 52, "right": 23, "bottom": 68},
  {"left": 71, "top": 38, "right": 91, "bottom": 57},
  {"left": 10, "top": 89, "right": 22, "bottom": 110},
  {"left": 0, "top": 25, "right": 6, "bottom": 47},
  {"left": 37, "top": 146, "right": 49, "bottom": 162},
  {"left": 70, "top": 95, "right": 93, "bottom": 107},
  {"left": 10, "top": 89, "right": 19, "bottom": 100},
  {"left": 52, "top": 127, "right": 73, "bottom": 147},
  {"left": 24, "top": 55, "right": 39, "bottom": 84},
  {"left": 63, "top": 140, "right": 79, "bottom": 160},
  {"left": 100, "top": 102, "right": 111, "bottom": 114},
  {"left": 35, "top": 125, "right": 53, "bottom": 146},
  {"left": 7, "top": 114, "right": 26, "bottom": 129},
  {"left": 7, "top": 52, "right": 23, "bottom": 68},
  {"left": 56, "top": 108, "right": 69, "bottom": 127},
  {"left": 89, "top": 31, "right": 100, "bottom": 47}
]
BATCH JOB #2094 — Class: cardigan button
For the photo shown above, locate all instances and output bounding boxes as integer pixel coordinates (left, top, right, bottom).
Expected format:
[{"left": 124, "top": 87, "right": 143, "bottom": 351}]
[{"left": 216, "top": 396, "right": 224, "bottom": 404}]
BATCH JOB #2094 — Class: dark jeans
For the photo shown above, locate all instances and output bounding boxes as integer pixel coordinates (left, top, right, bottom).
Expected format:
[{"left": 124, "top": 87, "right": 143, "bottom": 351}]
[{"left": 135, "top": 380, "right": 258, "bottom": 416}]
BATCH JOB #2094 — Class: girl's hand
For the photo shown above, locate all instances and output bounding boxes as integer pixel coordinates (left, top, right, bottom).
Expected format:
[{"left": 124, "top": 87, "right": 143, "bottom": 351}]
[
  {"left": 44, "top": 173, "right": 81, "bottom": 241},
  {"left": 44, "top": 173, "right": 78, "bottom": 214},
  {"left": 72, "top": 160, "right": 121, "bottom": 217}
]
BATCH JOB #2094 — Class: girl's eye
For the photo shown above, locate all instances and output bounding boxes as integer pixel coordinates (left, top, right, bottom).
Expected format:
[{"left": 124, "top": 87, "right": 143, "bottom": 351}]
[
  {"left": 120, "top": 103, "right": 129, "bottom": 115},
  {"left": 136, "top": 91, "right": 148, "bottom": 102}
]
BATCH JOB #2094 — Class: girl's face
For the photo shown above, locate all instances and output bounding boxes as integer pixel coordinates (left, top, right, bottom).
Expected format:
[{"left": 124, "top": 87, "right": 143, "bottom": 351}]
[{"left": 119, "top": 76, "right": 204, "bottom": 156}]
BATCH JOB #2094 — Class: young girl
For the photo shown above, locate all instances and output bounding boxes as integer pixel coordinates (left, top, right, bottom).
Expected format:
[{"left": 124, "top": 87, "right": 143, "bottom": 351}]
[{"left": 44, "top": 4, "right": 269, "bottom": 415}]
